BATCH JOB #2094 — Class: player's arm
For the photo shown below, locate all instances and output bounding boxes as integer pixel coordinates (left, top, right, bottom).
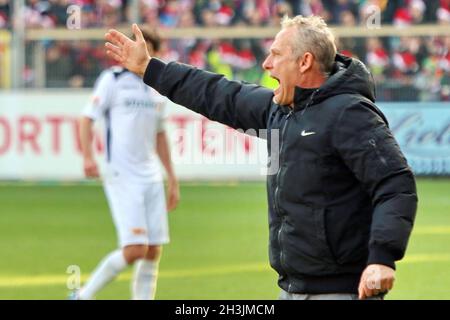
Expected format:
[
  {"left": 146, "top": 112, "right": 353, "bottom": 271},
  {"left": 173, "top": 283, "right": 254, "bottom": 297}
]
[
  {"left": 332, "top": 102, "right": 418, "bottom": 299},
  {"left": 156, "top": 129, "right": 179, "bottom": 212},
  {"left": 79, "top": 116, "right": 99, "bottom": 178},
  {"left": 105, "top": 25, "right": 273, "bottom": 132},
  {"left": 80, "top": 71, "right": 114, "bottom": 179}
]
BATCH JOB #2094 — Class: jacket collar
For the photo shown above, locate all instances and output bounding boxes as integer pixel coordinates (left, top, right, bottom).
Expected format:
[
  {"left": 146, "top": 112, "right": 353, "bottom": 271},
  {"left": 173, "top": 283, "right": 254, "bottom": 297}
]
[
  {"left": 293, "top": 87, "right": 319, "bottom": 111},
  {"left": 273, "top": 87, "right": 319, "bottom": 114}
]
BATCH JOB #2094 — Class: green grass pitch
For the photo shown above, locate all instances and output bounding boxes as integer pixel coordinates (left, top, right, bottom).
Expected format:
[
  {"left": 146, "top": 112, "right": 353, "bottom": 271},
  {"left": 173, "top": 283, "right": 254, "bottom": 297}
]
[{"left": 0, "top": 179, "right": 449, "bottom": 300}]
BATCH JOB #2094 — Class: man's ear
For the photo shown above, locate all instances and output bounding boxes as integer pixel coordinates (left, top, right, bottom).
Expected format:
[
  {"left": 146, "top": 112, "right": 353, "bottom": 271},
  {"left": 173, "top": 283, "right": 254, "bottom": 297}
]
[{"left": 298, "top": 52, "right": 314, "bottom": 73}]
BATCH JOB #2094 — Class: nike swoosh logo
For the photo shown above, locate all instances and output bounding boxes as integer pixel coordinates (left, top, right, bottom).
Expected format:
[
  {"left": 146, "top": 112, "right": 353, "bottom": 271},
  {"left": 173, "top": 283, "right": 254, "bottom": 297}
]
[{"left": 301, "top": 130, "right": 316, "bottom": 137}]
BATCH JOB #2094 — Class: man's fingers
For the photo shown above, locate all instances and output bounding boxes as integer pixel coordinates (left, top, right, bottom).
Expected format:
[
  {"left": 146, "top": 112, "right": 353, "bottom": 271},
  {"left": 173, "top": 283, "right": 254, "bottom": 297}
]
[
  {"left": 380, "top": 278, "right": 389, "bottom": 292},
  {"left": 105, "top": 29, "right": 129, "bottom": 46},
  {"left": 359, "top": 265, "right": 395, "bottom": 299},
  {"left": 358, "top": 279, "right": 372, "bottom": 300},
  {"left": 85, "top": 170, "right": 99, "bottom": 178},
  {"left": 104, "top": 32, "right": 116, "bottom": 46},
  {"left": 358, "top": 272, "right": 366, "bottom": 300},
  {"left": 362, "top": 284, "right": 373, "bottom": 299},
  {"left": 87, "top": 167, "right": 98, "bottom": 176},
  {"left": 105, "top": 32, "right": 119, "bottom": 47},
  {"left": 167, "top": 199, "right": 174, "bottom": 211},
  {"left": 172, "top": 196, "right": 179, "bottom": 210},
  {"left": 105, "top": 42, "right": 122, "bottom": 58},
  {"left": 358, "top": 284, "right": 365, "bottom": 300},
  {"left": 359, "top": 275, "right": 376, "bottom": 299},
  {"left": 167, "top": 191, "right": 179, "bottom": 211},
  {"left": 387, "top": 278, "right": 394, "bottom": 291},
  {"left": 109, "top": 29, "right": 128, "bottom": 45},
  {"left": 106, "top": 49, "right": 124, "bottom": 63},
  {"left": 84, "top": 162, "right": 99, "bottom": 178},
  {"left": 374, "top": 274, "right": 394, "bottom": 293},
  {"left": 384, "top": 277, "right": 394, "bottom": 291},
  {"left": 167, "top": 196, "right": 177, "bottom": 211},
  {"left": 359, "top": 287, "right": 368, "bottom": 300},
  {"left": 132, "top": 23, "right": 145, "bottom": 42}
]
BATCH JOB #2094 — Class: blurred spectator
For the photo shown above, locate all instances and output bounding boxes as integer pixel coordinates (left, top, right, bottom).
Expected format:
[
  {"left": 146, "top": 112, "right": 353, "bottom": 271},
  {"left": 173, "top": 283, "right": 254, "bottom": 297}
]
[
  {"left": 335, "top": 8, "right": 365, "bottom": 59},
  {"left": 437, "top": 0, "right": 450, "bottom": 24},
  {"left": 300, "top": 0, "right": 331, "bottom": 22},
  {"left": 437, "top": 36, "right": 450, "bottom": 100},
  {"left": 24, "top": 0, "right": 57, "bottom": 28},
  {"left": 80, "top": 40, "right": 105, "bottom": 78},
  {"left": 199, "top": 7, "right": 217, "bottom": 26},
  {"left": 330, "top": 0, "right": 359, "bottom": 25},
  {"left": 241, "top": 0, "right": 272, "bottom": 26},
  {"left": 206, "top": 40, "right": 233, "bottom": 79},
  {"left": 421, "top": 0, "right": 438, "bottom": 23},
  {"left": 409, "top": 0, "right": 426, "bottom": 24},
  {"left": 159, "top": 38, "right": 180, "bottom": 62},
  {"left": 160, "top": 0, "right": 182, "bottom": 27},
  {"left": 270, "top": 1, "right": 293, "bottom": 26},
  {"left": 339, "top": 9, "right": 356, "bottom": 26},
  {"left": 393, "top": 37, "right": 421, "bottom": 76},
  {"left": 414, "top": 50, "right": 442, "bottom": 101},
  {"left": 0, "top": 0, "right": 10, "bottom": 28},
  {"left": 196, "top": 0, "right": 235, "bottom": 26},
  {"left": 141, "top": 1, "right": 160, "bottom": 29},
  {"left": 177, "top": 9, "right": 195, "bottom": 27},
  {"left": 390, "top": 0, "right": 426, "bottom": 26},
  {"left": 45, "top": 42, "right": 73, "bottom": 87},
  {"left": 366, "top": 37, "right": 389, "bottom": 80},
  {"left": 100, "top": 2, "right": 121, "bottom": 28},
  {"left": 47, "top": 0, "right": 70, "bottom": 26}
]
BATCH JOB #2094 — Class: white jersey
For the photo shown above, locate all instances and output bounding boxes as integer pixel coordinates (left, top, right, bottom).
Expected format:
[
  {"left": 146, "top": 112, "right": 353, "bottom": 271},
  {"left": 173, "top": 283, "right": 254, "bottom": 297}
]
[{"left": 83, "top": 67, "right": 166, "bottom": 183}]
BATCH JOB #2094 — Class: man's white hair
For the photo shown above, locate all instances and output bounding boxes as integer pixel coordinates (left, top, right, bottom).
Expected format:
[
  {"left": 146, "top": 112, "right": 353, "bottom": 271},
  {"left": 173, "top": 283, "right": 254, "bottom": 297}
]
[{"left": 281, "top": 15, "right": 337, "bottom": 75}]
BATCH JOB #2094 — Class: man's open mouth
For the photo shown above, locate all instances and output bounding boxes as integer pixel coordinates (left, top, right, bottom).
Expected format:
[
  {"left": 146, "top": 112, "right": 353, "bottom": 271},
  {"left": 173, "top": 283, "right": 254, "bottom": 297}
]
[
  {"left": 271, "top": 75, "right": 280, "bottom": 84},
  {"left": 271, "top": 76, "right": 280, "bottom": 95}
]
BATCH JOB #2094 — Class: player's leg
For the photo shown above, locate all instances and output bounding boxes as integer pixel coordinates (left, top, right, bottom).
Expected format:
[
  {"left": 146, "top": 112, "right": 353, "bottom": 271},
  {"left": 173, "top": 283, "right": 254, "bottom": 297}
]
[
  {"left": 78, "top": 245, "right": 147, "bottom": 300},
  {"left": 78, "top": 178, "right": 148, "bottom": 300},
  {"left": 131, "top": 181, "right": 169, "bottom": 300},
  {"left": 77, "top": 249, "right": 128, "bottom": 300},
  {"left": 123, "top": 244, "right": 148, "bottom": 264},
  {"left": 132, "top": 245, "right": 162, "bottom": 300}
]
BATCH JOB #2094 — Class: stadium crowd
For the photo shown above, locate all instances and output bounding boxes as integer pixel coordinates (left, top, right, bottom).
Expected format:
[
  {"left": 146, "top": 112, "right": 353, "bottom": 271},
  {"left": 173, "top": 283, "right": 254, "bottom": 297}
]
[
  {"left": 1, "top": 0, "right": 450, "bottom": 28},
  {"left": 0, "top": 0, "right": 449, "bottom": 100}
]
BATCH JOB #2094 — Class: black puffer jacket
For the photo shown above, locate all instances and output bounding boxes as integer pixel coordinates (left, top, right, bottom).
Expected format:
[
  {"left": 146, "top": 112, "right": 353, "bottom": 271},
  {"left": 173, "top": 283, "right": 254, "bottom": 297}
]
[{"left": 144, "top": 54, "right": 418, "bottom": 294}]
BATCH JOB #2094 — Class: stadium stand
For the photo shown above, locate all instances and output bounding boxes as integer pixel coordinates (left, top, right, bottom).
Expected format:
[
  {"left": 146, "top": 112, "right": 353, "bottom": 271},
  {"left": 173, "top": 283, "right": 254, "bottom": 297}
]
[{"left": 0, "top": 0, "right": 449, "bottom": 100}]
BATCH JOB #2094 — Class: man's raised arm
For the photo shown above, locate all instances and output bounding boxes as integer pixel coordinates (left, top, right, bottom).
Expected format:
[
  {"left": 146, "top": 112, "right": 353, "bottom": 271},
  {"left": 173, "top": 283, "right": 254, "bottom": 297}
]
[{"left": 105, "top": 24, "right": 273, "bottom": 131}]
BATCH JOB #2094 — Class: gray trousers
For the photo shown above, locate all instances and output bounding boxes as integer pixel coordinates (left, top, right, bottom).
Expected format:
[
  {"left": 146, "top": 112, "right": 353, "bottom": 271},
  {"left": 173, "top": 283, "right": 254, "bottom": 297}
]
[{"left": 279, "top": 290, "right": 384, "bottom": 300}]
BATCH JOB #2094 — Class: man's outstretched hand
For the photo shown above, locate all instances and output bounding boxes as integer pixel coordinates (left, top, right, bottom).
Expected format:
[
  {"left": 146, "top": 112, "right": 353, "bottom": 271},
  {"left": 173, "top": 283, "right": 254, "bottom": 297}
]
[
  {"left": 105, "top": 24, "right": 151, "bottom": 78},
  {"left": 358, "top": 264, "right": 395, "bottom": 300}
]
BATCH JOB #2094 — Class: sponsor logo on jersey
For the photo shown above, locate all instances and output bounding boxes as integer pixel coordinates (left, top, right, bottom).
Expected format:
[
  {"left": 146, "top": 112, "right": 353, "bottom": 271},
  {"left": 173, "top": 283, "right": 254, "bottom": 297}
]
[
  {"left": 124, "top": 98, "right": 156, "bottom": 109},
  {"left": 131, "top": 228, "right": 147, "bottom": 235}
]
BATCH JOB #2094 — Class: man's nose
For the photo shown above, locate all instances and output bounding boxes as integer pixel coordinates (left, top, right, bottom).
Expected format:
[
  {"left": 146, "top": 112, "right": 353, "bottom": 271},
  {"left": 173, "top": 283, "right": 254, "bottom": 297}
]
[{"left": 262, "top": 57, "right": 271, "bottom": 70}]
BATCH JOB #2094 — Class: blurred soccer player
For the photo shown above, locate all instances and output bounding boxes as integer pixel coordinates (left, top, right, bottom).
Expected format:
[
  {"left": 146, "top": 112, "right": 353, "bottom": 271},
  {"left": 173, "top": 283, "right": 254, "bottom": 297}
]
[{"left": 76, "top": 28, "right": 179, "bottom": 300}]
